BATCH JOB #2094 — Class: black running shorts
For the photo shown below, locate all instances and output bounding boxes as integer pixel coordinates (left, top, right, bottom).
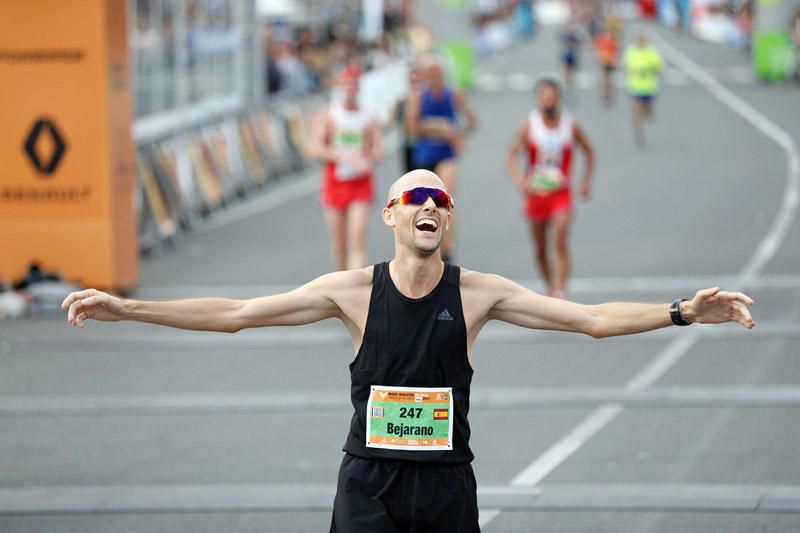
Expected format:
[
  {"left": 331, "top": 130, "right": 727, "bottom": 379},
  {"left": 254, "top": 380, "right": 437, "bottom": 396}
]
[{"left": 330, "top": 454, "right": 480, "bottom": 533}]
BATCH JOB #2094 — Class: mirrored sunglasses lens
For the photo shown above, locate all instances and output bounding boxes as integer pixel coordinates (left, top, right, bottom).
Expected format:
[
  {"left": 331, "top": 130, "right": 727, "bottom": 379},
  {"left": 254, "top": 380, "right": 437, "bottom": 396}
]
[
  {"left": 432, "top": 191, "right": 451, "bottom": 208},
  {"left": 404, "top": 188, "right": 450, "bottom": 208},
  {"left": 406, "top": 188, "right": 430, "bottom": 205},
  {"left": 423, "top": 189, "right": 449, "bottom": 208}
]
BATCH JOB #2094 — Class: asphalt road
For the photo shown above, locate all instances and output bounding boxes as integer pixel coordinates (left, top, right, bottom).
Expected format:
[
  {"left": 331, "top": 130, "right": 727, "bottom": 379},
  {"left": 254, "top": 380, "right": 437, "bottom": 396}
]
[{"left": 2, "top": 17, "right": 800, "bottom": 533}]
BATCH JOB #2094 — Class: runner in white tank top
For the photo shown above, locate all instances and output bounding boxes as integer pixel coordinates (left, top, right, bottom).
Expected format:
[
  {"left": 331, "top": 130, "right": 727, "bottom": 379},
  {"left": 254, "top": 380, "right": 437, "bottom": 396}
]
[
  {"left": 505, "top": 79, "right": 595, "bottom": 300},
  {"left": 308, "top": 68, "right": 383, "bottom": 271},
  {"left": 527, "top": 109, "right": 574, "bottom": 195},
  {"left": 328, "top": 102, "right": 374, "bottom": 181}
]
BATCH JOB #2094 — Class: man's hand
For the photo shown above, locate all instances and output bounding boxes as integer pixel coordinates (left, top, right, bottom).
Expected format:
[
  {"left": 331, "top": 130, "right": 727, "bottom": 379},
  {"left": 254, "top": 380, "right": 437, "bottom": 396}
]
[
  {"left": 522, "top": 181, "right": 542, "bottom": 196},
  {"left": 683, "top": 287, "right": 755, "bottom": 329},
  {"left": 443, "top": 125, "right": 464, "bottom": 153},
  {"left": 337, "top": 153, "right": 372, "bottom": 174},
  {"left": 62, "top": 289, "right": 126, "bottom": 328},
  {"left": 580, "top": 180, "right": 591, "bottom": 200}
]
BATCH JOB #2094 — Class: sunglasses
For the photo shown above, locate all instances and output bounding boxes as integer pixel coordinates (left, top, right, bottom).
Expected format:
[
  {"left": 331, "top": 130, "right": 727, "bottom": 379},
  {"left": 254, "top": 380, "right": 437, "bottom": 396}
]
[{"left": 386, "top": 187, "right": 455, "bottom": 210}]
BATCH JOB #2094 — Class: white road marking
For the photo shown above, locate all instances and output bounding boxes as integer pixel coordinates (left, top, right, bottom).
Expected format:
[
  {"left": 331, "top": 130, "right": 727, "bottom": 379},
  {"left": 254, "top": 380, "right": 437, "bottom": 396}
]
[
  {"left": 473, "top": 65, "right": 762, "bottom": 92},
  {"left": 476, "top": 72, "right": 504, "bottom": 91},
  {"left": 507, "top": 72, "right": 535, "bottom": 91}
]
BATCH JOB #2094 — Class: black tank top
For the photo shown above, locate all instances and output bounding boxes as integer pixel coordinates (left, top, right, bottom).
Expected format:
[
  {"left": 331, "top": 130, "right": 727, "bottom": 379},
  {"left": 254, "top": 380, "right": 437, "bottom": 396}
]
[{"left": 343, "top": 262, "right": 474, "bottom": 463}]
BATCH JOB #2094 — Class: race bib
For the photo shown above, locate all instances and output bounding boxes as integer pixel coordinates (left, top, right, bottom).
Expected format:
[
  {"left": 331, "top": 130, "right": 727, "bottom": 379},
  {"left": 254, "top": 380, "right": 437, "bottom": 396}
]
[
  {"left": 366, "top": 385, "right": 454, "bottom": 451},
  {"left": 334, "top": 131, "right": 364, "bottom": 148},
  {"left": 333, "top": 130, "right": 365, "bottom": 180},
  {"left": 530, "top": 166, "right": 565, "bottom": 194},
  {"left": 421, "top": 117, "right": 452, "bottom": 134}
]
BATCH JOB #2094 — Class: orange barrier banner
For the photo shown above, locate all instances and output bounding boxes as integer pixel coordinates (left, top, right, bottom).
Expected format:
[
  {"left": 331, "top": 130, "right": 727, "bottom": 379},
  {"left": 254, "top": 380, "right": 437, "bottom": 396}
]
[{"left": 0, "top": 0, "right": 137, "bottom": 290}]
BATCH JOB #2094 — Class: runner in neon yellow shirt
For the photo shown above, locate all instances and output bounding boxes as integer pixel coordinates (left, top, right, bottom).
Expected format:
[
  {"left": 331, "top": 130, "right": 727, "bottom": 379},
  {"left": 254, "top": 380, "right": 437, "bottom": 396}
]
[{"left": 622, "top": 33, "right": 664, "bottom": 145}]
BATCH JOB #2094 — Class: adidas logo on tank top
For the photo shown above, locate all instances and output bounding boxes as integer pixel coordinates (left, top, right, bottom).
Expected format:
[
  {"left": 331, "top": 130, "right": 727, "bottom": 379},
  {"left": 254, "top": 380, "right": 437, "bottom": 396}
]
[{"left": 437, "top": 309, "right": 454, "bottom": 321}]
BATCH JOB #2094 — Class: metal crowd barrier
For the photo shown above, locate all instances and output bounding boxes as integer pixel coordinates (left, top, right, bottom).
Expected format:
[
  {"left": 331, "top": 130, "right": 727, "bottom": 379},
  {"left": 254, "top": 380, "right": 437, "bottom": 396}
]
[{"left": 135, "top": 95, "right": 327, "bottom": 253}]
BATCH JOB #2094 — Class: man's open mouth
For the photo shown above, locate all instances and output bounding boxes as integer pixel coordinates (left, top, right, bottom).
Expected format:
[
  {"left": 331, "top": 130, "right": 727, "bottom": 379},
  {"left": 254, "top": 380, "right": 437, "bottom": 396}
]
[{"left": 415, "top": 218, "right": 438, "bottom": 232}]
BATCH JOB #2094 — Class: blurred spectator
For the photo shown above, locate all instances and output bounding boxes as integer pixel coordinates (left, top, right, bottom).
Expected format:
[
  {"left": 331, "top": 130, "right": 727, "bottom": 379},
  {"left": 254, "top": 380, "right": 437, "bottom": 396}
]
[
  {"left": 383, "top": 0, "right": 411, "bottom": 35},
  {"left": 691, "top": 0, "right": 751, "bottom": 49},
  {"left": 579, "top": 0, "right": 602, "bottom": 39},
  {"left": 407, "top": 23, "right": 437, "bottom": 55},
  {"left": 262, "top": 3, "right": 412, "bottom": 100},
  {"left": 369, "top": 34, "right": 394, "bottom": 69},
  {"left": 276, "top": 41, "right": 314, "bottom": 95},
  {"left": 472, "top": 1, "right": 515, "bottom": 56},
  {"left": 297, "top": 27, "right": 326, "bottom": 91},
  {"left": 263, "top": 28, "right": 282, "bottom": 94},
  {"left": 736, "top": 0, "right": 753, "bottom": 52}
]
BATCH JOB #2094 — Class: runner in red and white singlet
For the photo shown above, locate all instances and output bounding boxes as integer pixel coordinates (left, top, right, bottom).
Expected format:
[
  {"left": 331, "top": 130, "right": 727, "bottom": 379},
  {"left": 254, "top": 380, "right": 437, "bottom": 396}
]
[
  {"left": 505, "top": 79, "right": 595, "bottom": 299},
  {"left": 309, "top": 69, "right": 382, "bottom": 271}
]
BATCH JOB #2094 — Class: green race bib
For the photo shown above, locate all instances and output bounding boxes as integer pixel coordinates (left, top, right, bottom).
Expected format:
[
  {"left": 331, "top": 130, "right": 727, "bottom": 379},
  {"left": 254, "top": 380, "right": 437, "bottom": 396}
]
[
  {"left": 366, "top": 385, "right": 454, "bottom": 451},
  {"left": 530, "top": 167, "right": 565, "bottom": 194},
  {"left": 334, "top": 131, "right": 364, "bottom": 148}
]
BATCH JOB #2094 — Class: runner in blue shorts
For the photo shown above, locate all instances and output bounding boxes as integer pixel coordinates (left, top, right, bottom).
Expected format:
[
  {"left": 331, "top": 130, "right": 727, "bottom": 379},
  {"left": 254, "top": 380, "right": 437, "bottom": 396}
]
[{"left": 406, "top": 57, "right": 476, "bottom": 263}]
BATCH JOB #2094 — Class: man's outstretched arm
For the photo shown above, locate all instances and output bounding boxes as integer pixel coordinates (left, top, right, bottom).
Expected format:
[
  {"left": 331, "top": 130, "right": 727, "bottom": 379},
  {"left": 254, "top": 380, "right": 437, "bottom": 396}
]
[
  {"left": 482, "top": 275, "right": 754, "bottom": 338},
  {"left": 62, "top": 272, "right": 344, "bottom": 333}
]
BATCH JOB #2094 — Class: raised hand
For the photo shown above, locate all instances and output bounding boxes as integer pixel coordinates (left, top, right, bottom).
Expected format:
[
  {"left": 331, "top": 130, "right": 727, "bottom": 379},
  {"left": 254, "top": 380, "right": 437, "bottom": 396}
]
[
  {"left": 686, "top": 287, "right": 755, "bottom": 329},
  {"left": 61, "top": 289, "right": 126, "bottom": 328},
  {"left": 444, "top": 126, "right": 464, "bottom": 154}
]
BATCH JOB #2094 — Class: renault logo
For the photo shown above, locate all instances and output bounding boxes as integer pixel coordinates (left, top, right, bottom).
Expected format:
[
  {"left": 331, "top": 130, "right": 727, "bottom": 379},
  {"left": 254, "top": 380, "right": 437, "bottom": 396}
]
[{"left": 23, "top": 118, "right": 67, "bottom": 176}]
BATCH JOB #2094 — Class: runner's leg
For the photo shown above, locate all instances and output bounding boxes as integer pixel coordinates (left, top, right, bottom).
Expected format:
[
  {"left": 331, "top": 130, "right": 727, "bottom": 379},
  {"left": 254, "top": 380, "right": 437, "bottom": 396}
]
[
  {"left": 644, "top": 98, "right": 655, "bottom": 120},
  {"left": 409, "top": 462, "right": 480, "bottom": 533},
  {"left": 345, "top": 201, "right": 371, "bottom": 270},
  {"left": 600, "top": 68, "right": 608, "bottom": 105},
  {"left": 632, "top": 97, "right": 646, "bottom": 143},
  {"left": 563, "top": 60, "right": 576, "bottom": 101},
  {"left": 552, "top": 209, "right": 572, "bottom": 294},
  {"left": 563, "top": 62, "right": 573, "bottom": 90},
  {"left": 330, "top": 455, "right": 402, "bottom": 533},
  {"left": 602, "top": 67, "right": 614, "bottom": 106},
  {"left": 530, "top": 219, "right": 553, "bottom": 291},
  {"left": 323, "top": 207, "right": 347, "bottom": 271}
]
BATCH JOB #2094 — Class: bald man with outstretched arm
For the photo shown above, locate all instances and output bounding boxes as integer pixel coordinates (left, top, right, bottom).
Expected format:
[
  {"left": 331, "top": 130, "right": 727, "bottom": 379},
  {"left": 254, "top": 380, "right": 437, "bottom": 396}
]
[{"left": 63, "top": 169, "right": 754, "bottom": 533}]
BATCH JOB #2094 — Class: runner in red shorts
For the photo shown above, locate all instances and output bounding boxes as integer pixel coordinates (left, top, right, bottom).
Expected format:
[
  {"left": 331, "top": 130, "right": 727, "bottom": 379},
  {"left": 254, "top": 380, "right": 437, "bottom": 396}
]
[
  {"left": 505, "top": 78, "right": 594, "bottom": 299},
  {"left": 310, "top": 68, "right": 383, "bottom": 270}
]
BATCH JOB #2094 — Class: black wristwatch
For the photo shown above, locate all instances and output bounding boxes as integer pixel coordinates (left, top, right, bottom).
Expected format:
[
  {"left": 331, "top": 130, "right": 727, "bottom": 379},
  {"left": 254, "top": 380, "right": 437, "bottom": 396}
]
[{"left": 670, "top": 298, "right": 692, "bottom": 326}]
